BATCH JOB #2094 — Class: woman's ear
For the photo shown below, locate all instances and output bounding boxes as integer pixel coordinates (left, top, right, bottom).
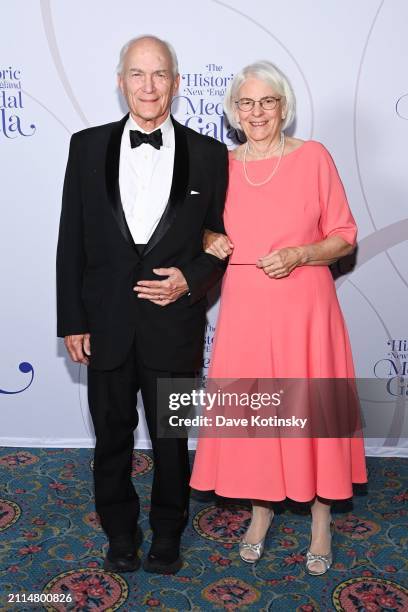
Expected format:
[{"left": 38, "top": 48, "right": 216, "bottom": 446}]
[{"left": 281, "top": 97, "right": 287, "bottom": 120}]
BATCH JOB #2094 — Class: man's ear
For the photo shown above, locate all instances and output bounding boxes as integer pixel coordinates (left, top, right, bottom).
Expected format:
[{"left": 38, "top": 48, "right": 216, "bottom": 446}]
[
  {"left": 117, "top": 74, "right": 124, "bottom": 95},
  {"left": 173, "top": 73, "right": 180, "bottom": 95}
]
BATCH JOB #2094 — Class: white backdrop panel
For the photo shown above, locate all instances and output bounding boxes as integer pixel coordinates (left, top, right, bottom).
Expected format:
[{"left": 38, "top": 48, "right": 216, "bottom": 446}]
[{"left": 1, "top": 0, "right": 407, "bottom": 456}]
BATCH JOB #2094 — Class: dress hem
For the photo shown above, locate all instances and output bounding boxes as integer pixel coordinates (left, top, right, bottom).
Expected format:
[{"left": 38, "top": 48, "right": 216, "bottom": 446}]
[{"left": 190, "top": 481, "right": 368, "bottom": 504}]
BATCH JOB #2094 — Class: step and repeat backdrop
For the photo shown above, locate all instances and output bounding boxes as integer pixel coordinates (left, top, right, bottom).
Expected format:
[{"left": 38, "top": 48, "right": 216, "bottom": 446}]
[{"left": 1, "top": 0, "right": 407, "bottom": 455}]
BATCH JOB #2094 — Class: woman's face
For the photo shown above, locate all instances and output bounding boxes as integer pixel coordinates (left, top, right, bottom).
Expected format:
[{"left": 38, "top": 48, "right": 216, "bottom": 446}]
[{"left": 234, "top": 77, "right": 284, "bottom": 145}]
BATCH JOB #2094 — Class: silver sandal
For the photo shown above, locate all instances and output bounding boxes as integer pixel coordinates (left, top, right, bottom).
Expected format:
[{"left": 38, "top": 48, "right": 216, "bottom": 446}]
[
  {"left": 239, "top": 538, "right": 267, "bottom": 564},
  {"left": 239, "top": 510, "right": 273, "bottom": 564},
  {"left": 305, "top": 520, "right": 334, "bottom": 576}
]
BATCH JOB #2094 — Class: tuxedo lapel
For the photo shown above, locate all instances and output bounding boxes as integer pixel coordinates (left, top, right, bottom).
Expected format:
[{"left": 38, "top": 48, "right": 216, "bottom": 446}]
[
  {"left": 143, "top": 117, "right": 189, "bottom": 256},
  {"left": 105, "top": 114, "right": 137, "bottom": 250},
  {"left": 105, "top": 115, "right": 189, "bottom": 257}
]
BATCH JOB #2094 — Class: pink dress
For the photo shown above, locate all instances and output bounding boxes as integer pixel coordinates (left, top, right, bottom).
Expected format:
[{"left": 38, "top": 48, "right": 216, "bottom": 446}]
[{"left": 190, "top": 141, "right": 367, "bottom": 501}]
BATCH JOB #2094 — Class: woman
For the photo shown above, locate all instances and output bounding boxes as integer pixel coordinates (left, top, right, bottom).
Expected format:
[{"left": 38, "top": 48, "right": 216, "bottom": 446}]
[{"left": 190, "top": 61, "right": 367, "bottom": 575}]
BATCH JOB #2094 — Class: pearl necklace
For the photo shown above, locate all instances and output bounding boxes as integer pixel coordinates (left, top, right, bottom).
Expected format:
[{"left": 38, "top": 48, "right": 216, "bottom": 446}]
[
  {"left": 247, "top": 133, "right": 283, "bottom": 158},
  {"left": 243, "top": 132, "right": 285, "bottom": 187}
]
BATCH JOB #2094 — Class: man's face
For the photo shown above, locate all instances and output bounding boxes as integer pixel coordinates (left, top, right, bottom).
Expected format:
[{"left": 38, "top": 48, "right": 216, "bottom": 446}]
[{"left": 118, "top": 39, "right": 179, "bottom": 128}]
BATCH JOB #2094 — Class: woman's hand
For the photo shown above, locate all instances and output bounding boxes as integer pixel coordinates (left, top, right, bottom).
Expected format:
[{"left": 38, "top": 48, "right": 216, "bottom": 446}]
[
  {"left": 203, "top": 230, "right": 234, "bottom": 260},
  {"left": 257, "top": 246, "right": 305, "bottom": 278}
]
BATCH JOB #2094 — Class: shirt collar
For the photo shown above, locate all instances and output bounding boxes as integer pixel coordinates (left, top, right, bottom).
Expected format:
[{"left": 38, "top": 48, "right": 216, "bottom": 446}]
[{"left": 127, "top": 113, "right": 173, "bottom": 148}]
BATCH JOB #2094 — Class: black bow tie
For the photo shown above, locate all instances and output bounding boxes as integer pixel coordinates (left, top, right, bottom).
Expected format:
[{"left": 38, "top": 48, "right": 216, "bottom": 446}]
[{"left": 129, "top": 128, "right": 163, "bottom": 150}]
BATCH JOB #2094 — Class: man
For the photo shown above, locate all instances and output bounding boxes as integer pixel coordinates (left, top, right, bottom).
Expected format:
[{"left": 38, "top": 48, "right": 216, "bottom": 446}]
[{"left": 56, "top": 36, "right": 228, "bottom": 575}]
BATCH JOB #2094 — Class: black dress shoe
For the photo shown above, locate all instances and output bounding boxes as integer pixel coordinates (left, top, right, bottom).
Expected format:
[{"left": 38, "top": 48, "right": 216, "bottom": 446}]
[
  {"left": 103, "top": 526, "right": 143, "bottom": 573},
  {"left": 142, "top": 535, "right": 182, "bottom": 575}
]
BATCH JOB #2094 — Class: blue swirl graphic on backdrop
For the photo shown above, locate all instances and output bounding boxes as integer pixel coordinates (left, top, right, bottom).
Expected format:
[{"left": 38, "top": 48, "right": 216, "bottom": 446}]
[{"left": 0, "top": 362, "right": 34, "bottom": 394}]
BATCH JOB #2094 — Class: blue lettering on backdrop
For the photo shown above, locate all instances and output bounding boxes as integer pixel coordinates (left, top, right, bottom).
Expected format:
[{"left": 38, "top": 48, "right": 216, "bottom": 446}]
[
  {"left": 173, "top": 63, "right": 236, "bottom": 146},
  {"left": 0, "top": 362, "right": 34, "bottom": 394},
  {"left": 373, "top": 339, "right": 408, "bottom": 397},
  {"left": 0, "top": 67, "right": 36, "bottom": 138}
]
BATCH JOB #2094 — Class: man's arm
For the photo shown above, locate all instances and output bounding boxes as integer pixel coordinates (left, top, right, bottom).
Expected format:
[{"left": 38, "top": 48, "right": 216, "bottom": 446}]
[
  {"left": 56, "top": 133, "right": 89, "bottom": 338},
  {"left": 134, "top": 142, "right": 228, "bottom": 306},
  {"left": 179, "top": 143, "right": 229, "bottom": 303}
]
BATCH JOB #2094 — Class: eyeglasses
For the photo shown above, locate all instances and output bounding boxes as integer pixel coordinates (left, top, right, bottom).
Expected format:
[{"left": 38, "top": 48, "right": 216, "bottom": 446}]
[{"left": 235, "top": 96, "right": 281, "bottom": 111}]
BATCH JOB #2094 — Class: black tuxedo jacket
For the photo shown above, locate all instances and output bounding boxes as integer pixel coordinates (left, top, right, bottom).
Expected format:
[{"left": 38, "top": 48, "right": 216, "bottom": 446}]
[{"left": 57, "top": 115, "right": 228, "bottom": 371}]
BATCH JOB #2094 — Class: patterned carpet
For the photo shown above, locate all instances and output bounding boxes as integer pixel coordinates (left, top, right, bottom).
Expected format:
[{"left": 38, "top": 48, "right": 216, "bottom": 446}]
[{"left": 0, "top": 449, "right": 407, "bottom": 611}]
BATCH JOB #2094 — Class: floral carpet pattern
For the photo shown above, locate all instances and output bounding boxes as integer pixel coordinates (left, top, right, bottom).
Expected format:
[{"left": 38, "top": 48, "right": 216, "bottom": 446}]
[{"left": 0, "top": 449, "right": 407, "bottom": 611}]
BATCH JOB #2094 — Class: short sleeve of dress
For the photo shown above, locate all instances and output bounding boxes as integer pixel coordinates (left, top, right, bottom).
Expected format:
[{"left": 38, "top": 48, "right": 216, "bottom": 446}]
[{"left": 318, "top": 145, "right": 357, "bottom": 246}]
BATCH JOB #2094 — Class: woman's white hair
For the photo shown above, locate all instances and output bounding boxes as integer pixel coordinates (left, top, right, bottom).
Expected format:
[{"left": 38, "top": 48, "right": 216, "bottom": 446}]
[
  {"left": 117, "top": 35, "right": 179, "bottom": 77},
  {"left": 224, "top": 60, "right": 296, "bottom": 132}
]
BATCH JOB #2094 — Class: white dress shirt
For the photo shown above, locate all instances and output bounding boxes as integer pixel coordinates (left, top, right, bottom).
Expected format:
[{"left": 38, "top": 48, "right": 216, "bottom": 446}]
[{"left": 119, "top": 114, "right": 175, "bottom": 244}]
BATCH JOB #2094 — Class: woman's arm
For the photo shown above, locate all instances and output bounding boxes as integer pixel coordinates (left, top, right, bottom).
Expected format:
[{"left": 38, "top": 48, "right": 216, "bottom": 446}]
[
  {"left": 203, "top": 229, "right": 234, "bottom": 259},
  {"left": 257, "top": 235, "right": 354, "bottom": 278}
]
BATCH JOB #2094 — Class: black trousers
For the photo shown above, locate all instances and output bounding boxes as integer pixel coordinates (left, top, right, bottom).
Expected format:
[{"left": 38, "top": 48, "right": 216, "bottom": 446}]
[{"left": 87, "top": 338, "right": 192, "bottom": 538}]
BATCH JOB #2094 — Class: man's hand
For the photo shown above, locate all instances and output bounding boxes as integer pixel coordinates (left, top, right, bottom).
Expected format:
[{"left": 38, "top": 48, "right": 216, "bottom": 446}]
[
  {"left": 64, "top": 333, "right": 91, "bottom": 365},
  {"left": 257, "top": 246, "right": 305, "bottom": 278},
  {"left": 134, "top": 267, "right": 189, "bottom": 306},
  {"left": 203, "top": 230, "right": 234, "bottom": 260}
]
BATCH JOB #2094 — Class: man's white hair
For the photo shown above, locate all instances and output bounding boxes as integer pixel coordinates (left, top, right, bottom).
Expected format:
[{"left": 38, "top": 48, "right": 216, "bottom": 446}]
[
  {"left": 224, "top": 60, "right": 296, "bottom": 131},
  {"left": 117, "top": 35, "right": 179, "bottom": 77}
]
